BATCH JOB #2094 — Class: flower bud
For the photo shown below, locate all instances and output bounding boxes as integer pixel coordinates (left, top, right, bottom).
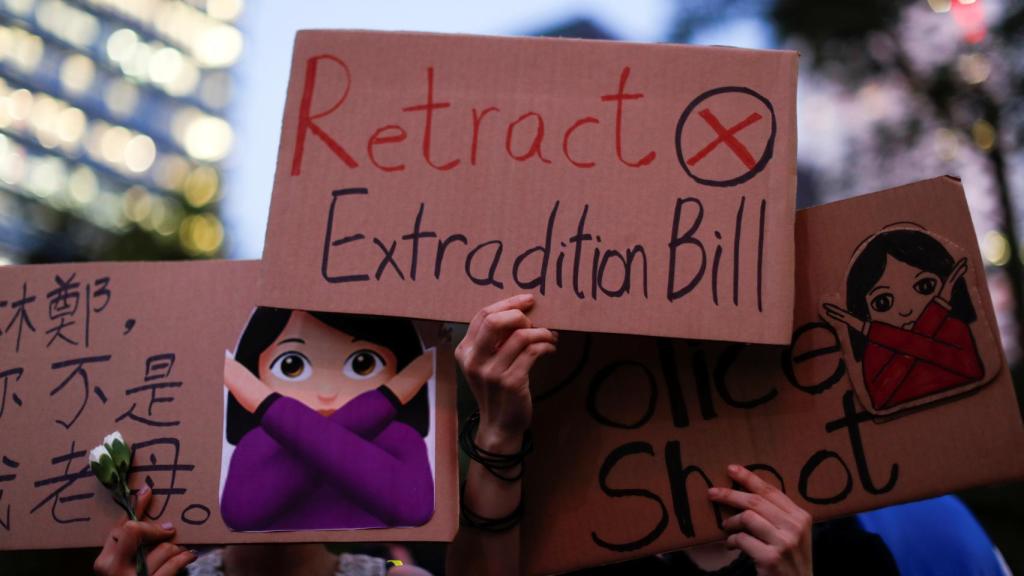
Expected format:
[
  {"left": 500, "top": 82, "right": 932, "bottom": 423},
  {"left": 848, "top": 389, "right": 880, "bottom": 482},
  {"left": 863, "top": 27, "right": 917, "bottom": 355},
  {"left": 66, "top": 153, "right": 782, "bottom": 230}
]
[
  {"left": 89, "top": 445, "right": 108, "bottom": 465},
  {"left": 90, "top": 444, "right": 116, "bottom": 488},
  {"left": 105, "top": 430, "right": 131, "bottom": 476},
  {"left": 103, "top": 431, "right": 124, "bottom": 447}
]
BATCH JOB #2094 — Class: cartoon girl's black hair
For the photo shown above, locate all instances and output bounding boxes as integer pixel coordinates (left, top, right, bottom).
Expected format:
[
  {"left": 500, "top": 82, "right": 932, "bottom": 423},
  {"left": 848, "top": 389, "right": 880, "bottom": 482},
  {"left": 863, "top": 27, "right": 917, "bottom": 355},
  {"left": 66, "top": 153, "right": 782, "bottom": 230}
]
[
  {"left": 845, "top": 229, "right": 976, "bottom": 360},
  {"left": 226, "top": 307, "right": 429, "bottom": 444}
]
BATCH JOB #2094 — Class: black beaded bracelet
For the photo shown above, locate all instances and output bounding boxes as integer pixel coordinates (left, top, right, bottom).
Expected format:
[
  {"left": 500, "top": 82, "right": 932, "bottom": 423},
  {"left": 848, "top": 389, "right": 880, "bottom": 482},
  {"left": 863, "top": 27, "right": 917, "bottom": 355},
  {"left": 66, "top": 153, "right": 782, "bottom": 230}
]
[
  {"left": 459, "top": 410, "right": 533, "bottom": 482},
  {"left": 459, "top": 481, "right": 524, "bottom": 532}
]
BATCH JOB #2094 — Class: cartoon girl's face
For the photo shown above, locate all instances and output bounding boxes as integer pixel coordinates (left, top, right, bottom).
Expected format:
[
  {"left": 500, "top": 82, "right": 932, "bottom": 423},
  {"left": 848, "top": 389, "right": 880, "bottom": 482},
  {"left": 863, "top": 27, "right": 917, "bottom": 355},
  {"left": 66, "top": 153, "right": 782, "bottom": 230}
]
[
  {"left": 256, "top": 311, "right": 398, "bottom": 415},
  {"left": 866, "top": 255, "right": 941, "bottom": 329}
]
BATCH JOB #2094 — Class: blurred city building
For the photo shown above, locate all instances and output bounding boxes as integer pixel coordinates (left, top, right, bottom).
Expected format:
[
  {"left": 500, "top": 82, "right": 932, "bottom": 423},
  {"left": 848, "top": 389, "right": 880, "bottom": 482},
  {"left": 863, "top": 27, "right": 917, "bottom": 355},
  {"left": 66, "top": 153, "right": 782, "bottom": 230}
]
[{"left": 0, "top": 0, "right": 241, "bottom": 264}]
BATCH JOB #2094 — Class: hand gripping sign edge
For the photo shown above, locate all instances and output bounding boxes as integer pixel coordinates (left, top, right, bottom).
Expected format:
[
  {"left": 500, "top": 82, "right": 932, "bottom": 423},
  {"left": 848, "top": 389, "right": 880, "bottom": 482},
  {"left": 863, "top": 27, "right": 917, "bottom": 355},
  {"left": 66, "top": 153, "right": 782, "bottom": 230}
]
[{"left": 674, "top": 86, "right": 777, "bottom": 188}]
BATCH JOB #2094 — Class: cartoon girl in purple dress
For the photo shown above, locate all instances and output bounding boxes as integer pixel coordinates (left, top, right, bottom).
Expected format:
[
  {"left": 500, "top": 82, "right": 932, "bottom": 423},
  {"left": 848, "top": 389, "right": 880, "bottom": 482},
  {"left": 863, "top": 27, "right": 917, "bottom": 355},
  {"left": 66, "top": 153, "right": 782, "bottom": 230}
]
[{"left": 220, "top": 307, "right": 435, "bottom": 531}]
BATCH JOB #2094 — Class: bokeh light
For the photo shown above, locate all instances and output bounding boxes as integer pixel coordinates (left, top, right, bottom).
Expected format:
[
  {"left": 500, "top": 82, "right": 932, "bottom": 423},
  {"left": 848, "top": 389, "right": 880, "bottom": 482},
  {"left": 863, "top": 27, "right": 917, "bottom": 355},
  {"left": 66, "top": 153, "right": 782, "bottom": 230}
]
[
  {"left": 179, "top": 212, "right": 224, "bottom": 255},
  {"left": 183, "top": 165, "right": 220, "bottom": 207},
  {"left": 982, "top": 230, "right": 1011, "bottom": 267},
  {"left": 182, "top": 115, "right": 233, "bottom": 161},
  {"left": 59, "top": 53, "right": 96, "bottom": 94},
  {"left": 971, "top": 119, "right": 996, "bottom": 152}
]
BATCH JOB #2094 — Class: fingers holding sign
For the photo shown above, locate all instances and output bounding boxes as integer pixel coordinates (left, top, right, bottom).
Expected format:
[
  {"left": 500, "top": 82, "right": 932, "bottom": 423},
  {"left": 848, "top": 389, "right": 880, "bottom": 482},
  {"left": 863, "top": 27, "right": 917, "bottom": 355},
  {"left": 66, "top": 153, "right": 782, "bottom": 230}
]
[
  {"left": 93, "top": 485, "right": 196, "bottom": 576},
  {"left": 456, "top": 294, "right": 557, "bottom": 437},
  {"left": 463, "top": 295, "right": 535, "bottom": 354},
  {"left": 709, "top": 465, "right": 812, "bottom": 576}
]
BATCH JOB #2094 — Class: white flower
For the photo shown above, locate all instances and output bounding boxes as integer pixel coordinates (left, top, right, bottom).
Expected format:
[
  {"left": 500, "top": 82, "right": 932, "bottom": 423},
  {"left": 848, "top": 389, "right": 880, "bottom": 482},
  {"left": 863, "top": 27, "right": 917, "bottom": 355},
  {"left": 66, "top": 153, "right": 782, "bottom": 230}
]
[
  {"left": 91, "top": 431, "right": 128, "bottom": 490},
  {"left": 90, "top": 445, "right": 109, "bottom": 465},
  {"left": 104, "top": 431, "right": 124, "bottom": 447}
]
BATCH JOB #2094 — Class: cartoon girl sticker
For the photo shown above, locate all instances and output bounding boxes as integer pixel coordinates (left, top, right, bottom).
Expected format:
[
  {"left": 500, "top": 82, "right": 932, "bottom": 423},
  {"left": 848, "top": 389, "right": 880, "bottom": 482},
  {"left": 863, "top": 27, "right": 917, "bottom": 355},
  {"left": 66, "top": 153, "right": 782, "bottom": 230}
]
[
  {"left": 822, "top": 227, "right": 1000, "bottom": 417},
  {"left": 219, "top": 307, "right": 435, "bottom": 531}
]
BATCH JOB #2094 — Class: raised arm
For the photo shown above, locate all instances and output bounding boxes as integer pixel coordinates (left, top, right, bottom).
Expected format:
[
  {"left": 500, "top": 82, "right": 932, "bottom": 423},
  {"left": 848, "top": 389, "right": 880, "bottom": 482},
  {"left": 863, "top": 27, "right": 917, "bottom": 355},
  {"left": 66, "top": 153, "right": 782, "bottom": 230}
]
[
  {"left": 330, "top": 351, "right": 434, "bottom": 438},
  {"left": 257, "top": 394, "right": 433, "bottom": 526},
  {"left": 221, "top": 353, "right": 434, "bottom": 529},
  {"left": 226, "top": 350, "right": 432, "bottom": 440},
  {"left": 221, "top": 385, "right": 425, "bottom": 530},
  {"left": 220, "top": 419, "right": 316, "bottom": 530},
  {"left": 447, "top": 294, "right": 557, "bottom": 576}
]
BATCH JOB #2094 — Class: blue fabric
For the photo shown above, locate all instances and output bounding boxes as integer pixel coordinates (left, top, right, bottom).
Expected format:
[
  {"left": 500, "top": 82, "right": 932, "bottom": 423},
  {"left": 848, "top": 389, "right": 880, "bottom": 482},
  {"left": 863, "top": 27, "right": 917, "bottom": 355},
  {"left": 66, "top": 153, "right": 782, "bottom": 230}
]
[{"left": 856, "top": 495, "right": 1006, "bottom": 576}]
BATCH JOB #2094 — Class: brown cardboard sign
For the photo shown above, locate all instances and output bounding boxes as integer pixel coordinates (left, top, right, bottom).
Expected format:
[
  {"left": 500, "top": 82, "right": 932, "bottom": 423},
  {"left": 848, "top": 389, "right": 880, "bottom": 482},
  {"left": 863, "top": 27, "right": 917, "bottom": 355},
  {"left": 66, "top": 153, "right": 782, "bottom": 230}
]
[
  {"left": 258, "top": 30, "right": 798, "bottom": 345},
  {"left": 0, "top": 260, "right": 457, "bottom": 550},
  {"left": 521, "top": 177, "right": 1024, "bottom": 574}
]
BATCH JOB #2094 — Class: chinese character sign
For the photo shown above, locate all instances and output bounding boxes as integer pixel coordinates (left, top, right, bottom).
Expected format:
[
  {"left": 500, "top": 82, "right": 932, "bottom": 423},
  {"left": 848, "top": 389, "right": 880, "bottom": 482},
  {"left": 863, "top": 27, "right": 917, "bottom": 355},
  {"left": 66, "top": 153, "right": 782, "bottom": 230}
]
[{"left": 0, "top": 259, "right": 459, "bottom": 549}]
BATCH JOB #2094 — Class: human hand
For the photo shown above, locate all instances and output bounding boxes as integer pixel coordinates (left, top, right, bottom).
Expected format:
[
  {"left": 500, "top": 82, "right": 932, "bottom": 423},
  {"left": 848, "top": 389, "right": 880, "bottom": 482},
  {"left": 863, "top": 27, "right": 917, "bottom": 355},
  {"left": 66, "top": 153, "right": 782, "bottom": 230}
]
[
  {"left": 455, "top": 294, "right": 557, "bottom": 445},
  {"left": 938, "top": 258, "right": 968, "bottom": 302},
  {"left": 93, "top": 484, "right": 196, "bottom": 576},
  {"left": 224, "top": 351, "right": 272, "bottom": 413},
  {"left": 709, "top": 465, "right": 813, "bottom": 576},
  {"left": 386, "top": 349, "right": 435, "bottom": 405},
  {"left": 822, "top": 303, "right": 867, "bottom": 335}
]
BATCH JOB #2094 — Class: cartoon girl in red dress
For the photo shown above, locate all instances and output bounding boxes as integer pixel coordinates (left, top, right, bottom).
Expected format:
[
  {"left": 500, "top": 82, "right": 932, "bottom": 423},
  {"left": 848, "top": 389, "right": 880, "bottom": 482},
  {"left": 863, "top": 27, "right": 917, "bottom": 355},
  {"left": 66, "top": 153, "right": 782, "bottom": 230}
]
[{"left": 823, "top": 229, "right": 985, "bottom": 414}]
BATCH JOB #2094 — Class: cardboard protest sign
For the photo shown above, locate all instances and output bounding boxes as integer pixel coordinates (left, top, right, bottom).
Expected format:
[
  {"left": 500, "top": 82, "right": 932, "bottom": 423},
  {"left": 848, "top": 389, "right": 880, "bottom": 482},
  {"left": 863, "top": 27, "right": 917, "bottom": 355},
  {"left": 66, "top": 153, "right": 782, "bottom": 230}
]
[
  {"left": 521, "top": 177, "right": 1024, "bottom": 574},
  {"left": 259, "top": 30, "right": 798, "bottom": 345},
  {"left": 0, "top": 260, "right": 457, "bottom": 550}
]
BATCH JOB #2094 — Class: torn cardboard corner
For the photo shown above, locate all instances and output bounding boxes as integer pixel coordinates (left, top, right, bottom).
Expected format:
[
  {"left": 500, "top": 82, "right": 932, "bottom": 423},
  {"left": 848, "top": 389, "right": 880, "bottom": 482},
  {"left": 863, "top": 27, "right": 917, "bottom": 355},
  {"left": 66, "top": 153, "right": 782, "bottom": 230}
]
[
  {"left": 259, "top": 30, "right": 798, "bottom": 345},
  {"left": 0, "top": 259, "right": 457, "bottom": 550},
  {"left": 521, "top": 177, "right": 1024, "bottom": 575}
]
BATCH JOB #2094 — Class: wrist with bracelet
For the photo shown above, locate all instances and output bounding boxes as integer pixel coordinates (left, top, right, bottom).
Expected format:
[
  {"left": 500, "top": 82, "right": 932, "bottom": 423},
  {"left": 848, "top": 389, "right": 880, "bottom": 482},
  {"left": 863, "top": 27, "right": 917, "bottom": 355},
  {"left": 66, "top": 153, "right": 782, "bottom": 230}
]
[
  {"left": 459, "top": 410, "right": 533, "bottom": 482},
  {"left": 458, "top": 410, "right": 533, "bottom": 531},
  {"left": 459, "top": 481, "right": 524, "bottom": 532}
]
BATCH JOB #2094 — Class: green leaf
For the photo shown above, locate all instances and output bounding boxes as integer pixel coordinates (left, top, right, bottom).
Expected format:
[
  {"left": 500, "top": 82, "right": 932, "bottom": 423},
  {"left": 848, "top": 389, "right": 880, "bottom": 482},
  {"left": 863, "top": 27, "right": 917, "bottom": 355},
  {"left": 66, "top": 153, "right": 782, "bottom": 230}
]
[{"left": 108, "top": 439, "right": 132, "bottom": 476}]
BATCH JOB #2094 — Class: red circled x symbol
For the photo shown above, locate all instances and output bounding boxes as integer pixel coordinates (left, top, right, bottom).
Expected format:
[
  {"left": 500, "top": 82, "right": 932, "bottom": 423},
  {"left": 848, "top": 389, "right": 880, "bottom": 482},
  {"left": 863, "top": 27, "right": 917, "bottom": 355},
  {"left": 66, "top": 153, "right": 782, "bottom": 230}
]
[{"left": 686, "top": 108, "right": 763, "bottom": 170}]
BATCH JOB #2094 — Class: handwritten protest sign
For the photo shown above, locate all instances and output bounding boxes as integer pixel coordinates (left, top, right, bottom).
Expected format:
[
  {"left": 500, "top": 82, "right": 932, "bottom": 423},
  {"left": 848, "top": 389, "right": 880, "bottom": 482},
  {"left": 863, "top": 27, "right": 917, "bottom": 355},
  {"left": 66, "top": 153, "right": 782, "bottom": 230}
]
[
  {"left": 259, "top": 31, "right": 798, "bottom": 344},
  {"left": 0, "top": 260, "right": 457, "bottom": 549},
  {"left": 521, "top": 177, "right": 1024, "bottom": 574}
]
